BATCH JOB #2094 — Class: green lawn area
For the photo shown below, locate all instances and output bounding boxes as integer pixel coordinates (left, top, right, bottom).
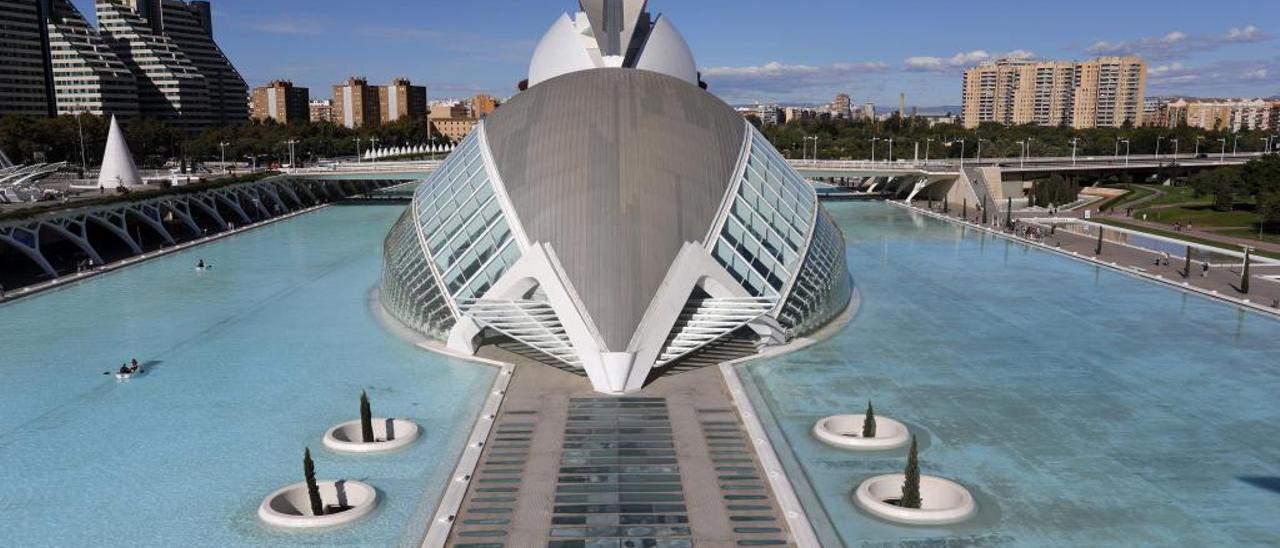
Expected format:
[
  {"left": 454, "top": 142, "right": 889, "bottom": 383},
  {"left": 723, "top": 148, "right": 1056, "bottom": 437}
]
[
  {"left": 1106, "top": 184, "right": 1157, "bottom": 211},
  {"left": 1145, "top": 185, "right": 1209, "bottom": 208},
  {"left": 1095, "top": 217, "right": 1280, "bottom": 260},
  {"left": 1136, "top": 205, "right": 1261, "bottom": 229}
]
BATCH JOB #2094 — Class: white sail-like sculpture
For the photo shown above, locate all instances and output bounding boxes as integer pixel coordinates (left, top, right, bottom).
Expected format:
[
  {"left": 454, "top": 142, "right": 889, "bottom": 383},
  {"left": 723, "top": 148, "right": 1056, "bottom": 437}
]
[{"left": 97, "top": 116, "right": 142, "bottom": 189}]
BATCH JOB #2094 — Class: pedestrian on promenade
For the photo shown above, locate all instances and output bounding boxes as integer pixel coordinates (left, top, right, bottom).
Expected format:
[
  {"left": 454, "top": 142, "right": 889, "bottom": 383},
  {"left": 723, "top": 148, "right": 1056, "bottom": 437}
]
[
  {"left": 1202, "top": 262, "right": 1210, "bottom": 277},
  {"left": 1161, "top": 252, "right": 1170, "bottom": 266}
]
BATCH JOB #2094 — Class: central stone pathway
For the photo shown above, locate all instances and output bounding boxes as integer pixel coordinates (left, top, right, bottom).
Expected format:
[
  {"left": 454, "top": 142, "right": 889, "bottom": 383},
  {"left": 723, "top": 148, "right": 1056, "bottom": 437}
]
[{"left": 444, "top": 349, "right": 797, "bottom": 547}]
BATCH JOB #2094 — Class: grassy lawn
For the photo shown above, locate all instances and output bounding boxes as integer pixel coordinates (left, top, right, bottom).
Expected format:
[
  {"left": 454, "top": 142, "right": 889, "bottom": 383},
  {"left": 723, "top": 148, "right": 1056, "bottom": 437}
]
[
  {"left": 1095, "top": 217, "right": 1280, "bottom": 260},
  {"left": 1135, "top": 205, "right": 1261, "bottom": 229},
  {"left": 1106, "top": 184, "right": 1158, "bottom": 211},
  {"left": 1145, "top": 185, "right": 1209, "bottom": 208}
]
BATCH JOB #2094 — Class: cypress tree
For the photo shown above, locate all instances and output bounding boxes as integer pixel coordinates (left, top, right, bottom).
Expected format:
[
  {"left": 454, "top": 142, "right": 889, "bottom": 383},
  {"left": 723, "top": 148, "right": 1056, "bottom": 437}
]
[
  {"left": 981, "top": 196, "right": 988, "bottom": 225},
  {"left": 962, "top": 198, "right": 968, "bottom": 220},
  {"left": 1241, "top": 248, "right": 1252, "bottom": 294},
  {"left": 900, "top": 436, "right": 922, "bottom": 509},
  {"left": 1005, "top": 197, "right": 1013, "bottom": 229},
  {"left": 862, "top": 401, "right": 876, "bottom": 438},
  {"left": 1095, "top": 227, "right": 1104, "bottom": 255},
  {"left": 1183, "top": 245, "right": 1193, "bottom": 278},
  {"left": 360, "top": 391, "right": 374, "bottom": 443},
  {"left": 304, "top": 448, "right": 324, "bottom": 516}
]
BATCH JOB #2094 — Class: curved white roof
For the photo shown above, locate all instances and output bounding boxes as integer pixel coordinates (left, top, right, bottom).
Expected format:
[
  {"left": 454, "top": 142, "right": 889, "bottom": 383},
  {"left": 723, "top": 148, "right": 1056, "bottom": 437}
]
[{"left": 527, "top": 1, "right": 698, "bottom": 87}]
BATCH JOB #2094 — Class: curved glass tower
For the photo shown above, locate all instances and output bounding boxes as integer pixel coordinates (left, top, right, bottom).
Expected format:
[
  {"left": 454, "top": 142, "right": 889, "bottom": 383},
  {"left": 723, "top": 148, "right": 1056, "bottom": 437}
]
[{"left": 382, "top": 0, "right": 852, "bottom": 394}]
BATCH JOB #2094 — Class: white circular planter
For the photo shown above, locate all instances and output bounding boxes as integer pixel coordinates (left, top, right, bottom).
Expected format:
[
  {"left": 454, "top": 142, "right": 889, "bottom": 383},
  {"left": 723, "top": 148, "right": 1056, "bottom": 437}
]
[
  {"left": 854, "top": 473, "right": 976, "bottom": 525},
  {"left": 258, "top": 480, "right": 378, "bottom": 529},
  {"left": 323, "top": 418, "right": 420, "bottom": 454},
  {"left": 813, "top": 415, "right": 910, "bottom": 450}
]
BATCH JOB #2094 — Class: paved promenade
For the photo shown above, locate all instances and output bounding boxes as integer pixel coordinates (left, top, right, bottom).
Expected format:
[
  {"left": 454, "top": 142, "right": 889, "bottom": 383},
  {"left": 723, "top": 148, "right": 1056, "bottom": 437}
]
[
  {"left": 444, "top": 348, "right": 797, "bottom": 547},
  {"left": 909, "top": 202, "right": 1280, "bottom": 315}
]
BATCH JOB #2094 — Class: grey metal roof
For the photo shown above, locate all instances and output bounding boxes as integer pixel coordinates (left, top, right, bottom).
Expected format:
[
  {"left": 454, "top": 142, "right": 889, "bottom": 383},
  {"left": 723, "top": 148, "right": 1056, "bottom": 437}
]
[{"left": 484, "top": 68, "right": 746, "bottom": 350}]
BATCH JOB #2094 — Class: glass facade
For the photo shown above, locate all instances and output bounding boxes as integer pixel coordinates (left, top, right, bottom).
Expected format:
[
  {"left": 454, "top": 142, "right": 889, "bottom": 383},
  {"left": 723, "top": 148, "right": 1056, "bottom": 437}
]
[
  {"left": 380, "top": 208, "right": 455, "bottom": 338},
  {"left": 712, "top": 128, "right": 817, "bottom": 298},
  {"left": 380, "top": 127, "right": 522, "bottom": 339},
  {"left": 411, "top": 131, "right": 521, "bottom": 303},
  {"left": 777, "top": 208, "right": 852, "bottom": 336}
]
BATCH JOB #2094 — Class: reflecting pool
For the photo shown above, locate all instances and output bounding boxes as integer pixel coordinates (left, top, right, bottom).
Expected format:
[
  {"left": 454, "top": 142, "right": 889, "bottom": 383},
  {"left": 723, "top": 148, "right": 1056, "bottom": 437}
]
[
  {"left": 741, "top": 202, "right": 1280, "bottom": 546},
  {"left": 0, "top": 205, "right": 494, "bottom": 547}
]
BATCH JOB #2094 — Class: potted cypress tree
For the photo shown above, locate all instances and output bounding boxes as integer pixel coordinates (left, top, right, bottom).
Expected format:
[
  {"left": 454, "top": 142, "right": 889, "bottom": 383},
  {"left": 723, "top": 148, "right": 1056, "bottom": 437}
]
[
  {"left": 360, "top": 391, "right": 375, "bottom": 443},
  {"left": 899, "top": 436, "right": 921, "bottom": 509},
  {"left": 304, "top": 448, "right": 324, "bottom": 516},
  {"left": 862, "top": 401, "right": 877, "bottom": 438}
]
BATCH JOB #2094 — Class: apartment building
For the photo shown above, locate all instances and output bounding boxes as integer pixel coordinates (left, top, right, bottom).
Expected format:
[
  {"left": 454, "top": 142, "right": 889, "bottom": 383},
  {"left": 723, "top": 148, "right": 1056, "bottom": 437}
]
[
  {"left": 309, "top": 99, "right": 333, "bottom": 123},
  {"left": 333, "top": 77, "right": 380, "bottom": 129},
  {"left": 95, "top": 0, "right": 246, "bottom": 129},
  {"left": 149, "top": 0, "right": 247, "bottom": 124},
  {"left": 472, "top": 94, "right": 501, "bottom": 118},
  {"left": 0, "top": 0, "right": 55, "bottom": 117},
  {"left": 251, "top": 80, "right": 309, "bottom": 124},
  {"left": 45, "top": 0, "right": 139, "bottom": 118},
  {"left": 962, "top": 56, "right": 1146, "bottom": 129},
  {"left": 430, "top": 117, "right": 477, "bottom": 143},
  {"left": 1152, "top": 98, "right": 1280, "bottom": 132},
  {"left": 379, "top": 78, "right": 426, "bottom": 123}
]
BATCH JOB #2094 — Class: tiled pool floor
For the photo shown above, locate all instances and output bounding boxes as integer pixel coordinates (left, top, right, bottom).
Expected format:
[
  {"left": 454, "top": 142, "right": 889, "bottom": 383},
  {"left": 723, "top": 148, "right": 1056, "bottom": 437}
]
[{"left": 740, "top": 202, "right": 1280, "bottom": 547}]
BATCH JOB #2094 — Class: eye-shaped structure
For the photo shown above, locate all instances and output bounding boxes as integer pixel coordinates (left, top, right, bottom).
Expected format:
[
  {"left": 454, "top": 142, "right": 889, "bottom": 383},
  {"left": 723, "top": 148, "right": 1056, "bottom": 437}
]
[{"left": 381, "top": 0, "right": 852, "bottom": 393}]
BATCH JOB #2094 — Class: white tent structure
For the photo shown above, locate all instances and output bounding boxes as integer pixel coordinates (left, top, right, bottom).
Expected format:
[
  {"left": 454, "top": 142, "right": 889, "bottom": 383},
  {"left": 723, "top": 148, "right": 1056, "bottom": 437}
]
[{"left": 97, "top": 116, "right": 142, "bottom": 189}]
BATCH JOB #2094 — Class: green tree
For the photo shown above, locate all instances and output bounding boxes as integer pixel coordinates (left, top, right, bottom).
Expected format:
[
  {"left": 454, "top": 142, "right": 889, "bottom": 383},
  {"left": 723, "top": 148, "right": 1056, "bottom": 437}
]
[
  {"left": 862, "top": 401, "right": 876, "bottom": 438},
  {"left": 360, "top": 390, "right": 374, "bottom": 443},
  {"left": 900, "top": 436, "right": 921, "bottom": 509},
  {"left": 303, "top": 448, "right": 324, "bottom": 516},
  {"left": 1189, "top": 166, "right": 1241, "bottom": 211}
]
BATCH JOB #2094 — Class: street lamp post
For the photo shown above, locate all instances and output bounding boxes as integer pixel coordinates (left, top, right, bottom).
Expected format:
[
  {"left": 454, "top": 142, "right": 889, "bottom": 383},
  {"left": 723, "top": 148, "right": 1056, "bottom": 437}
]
[
  {"left": 353, "top": 137, "right": 362, "bottom": 163},
  {"left": 870, "top": 137, "right": 880, "bottom": 163},
  {"left": 1232, "top": 134, "right": 1238, "bottom": 156},
  {"left": 976, "top": 138, "right": 988, "bottom": 164},
  {"left": 285, "top": 139, "right": 299, "bottom": 171},
  {"left": 218, "top": 141, "right": 229, "bottom": 173},
  {"left": 888, "top": 138, "right": 894, "bottom": 162},
  {"left": 75, "top": 109, "right": 88, "bottom": 176},
  {"left": 1171, "top": 138, "right": 1179, "bottom": 161},
  {"left": 804, "top": 135, "right": 819, "bottom": 161},
  {"left": 1070, "top": 137, "right": 1080, "bottom": 167},
  {"left": 924, "top": 138, "right": 935, "bottom": 164},
  {"left": 370, "top": 137, "right": 380, "bottom": 163},
  {"left": 1195, "top": 136, "right": 1204, "bottom": 156},
  {"left": 1121, "top": 139, "right": 1130, "bottom": 166},
  {"left": 1218, "top": 138, "right": 1227, "bottom": 162},
  {"left": 1156, "top": 136, "right": 1164, "bottom": 162}
]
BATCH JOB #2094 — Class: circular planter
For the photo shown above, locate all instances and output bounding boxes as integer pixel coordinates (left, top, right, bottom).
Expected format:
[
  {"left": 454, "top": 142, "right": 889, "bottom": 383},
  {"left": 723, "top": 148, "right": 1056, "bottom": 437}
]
[
  {"left": 323, "top": 418, "right": 420, "bottom": 454},
  {"left": 854, "top": 473, "right": 976, "bottom": 525},
  {"left": 258, "top": 480, "right": 378, "bottom": 529},
  {"left": 813, "top": 415, "right": 909, "bottom": 450}
]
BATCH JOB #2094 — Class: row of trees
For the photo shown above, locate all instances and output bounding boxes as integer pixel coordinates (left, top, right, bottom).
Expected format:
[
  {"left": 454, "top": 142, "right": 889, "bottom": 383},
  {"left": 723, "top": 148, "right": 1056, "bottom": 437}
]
[
  {"left": 1188, "top": 154, "right": 1280, "bottom": 223},
  {"left": 0, "top": 114, "right": 452, "bottom": 170},
  {"left": 755, "top": 115, "right": 1276, "bottom": 163}
]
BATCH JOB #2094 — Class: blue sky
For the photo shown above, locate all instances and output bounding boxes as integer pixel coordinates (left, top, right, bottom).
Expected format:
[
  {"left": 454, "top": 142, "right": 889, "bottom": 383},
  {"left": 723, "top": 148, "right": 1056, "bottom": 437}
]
[{"left": 72, "top": 0, "right": 1279, "bottom": 107}]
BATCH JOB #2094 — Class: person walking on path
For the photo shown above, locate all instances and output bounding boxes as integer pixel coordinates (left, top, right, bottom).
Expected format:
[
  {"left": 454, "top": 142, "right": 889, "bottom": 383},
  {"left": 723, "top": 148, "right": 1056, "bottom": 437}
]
[{"left": 1202, "top": 262, "right": 1210, "bottom": 277}]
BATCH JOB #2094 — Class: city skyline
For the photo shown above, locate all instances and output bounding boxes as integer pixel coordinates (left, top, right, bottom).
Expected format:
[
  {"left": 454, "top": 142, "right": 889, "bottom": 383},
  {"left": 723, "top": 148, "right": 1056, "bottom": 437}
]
[{"left": 66, "top": 0, "right": 1280, "bottom": 106}]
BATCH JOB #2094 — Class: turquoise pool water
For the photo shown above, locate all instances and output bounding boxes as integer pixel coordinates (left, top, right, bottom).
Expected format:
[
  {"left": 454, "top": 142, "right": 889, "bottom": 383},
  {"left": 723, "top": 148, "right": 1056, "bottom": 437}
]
[
  {"left": 741, "top": 202, "right": 1280, "bottom": 546},
  {"left": 0, "top": 205, "right": 494, "bottom": 547}
]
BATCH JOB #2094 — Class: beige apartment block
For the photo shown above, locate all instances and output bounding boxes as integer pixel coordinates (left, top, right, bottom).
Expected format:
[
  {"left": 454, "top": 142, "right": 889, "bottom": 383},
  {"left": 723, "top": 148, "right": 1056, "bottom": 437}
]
[
  {"left": 379, "top": 78, "right": 426, "bottom": 123},
  {"left": 333, "top": 77, "right": 380, "bottom": 129},
  {"left": 431, "top": 117, "right": 478, "bottom": 143},
  {"left": 963, "top": 55, "right": 1145, "bottom": 129},
  {"left": 251, "top": 80, "right": 309, "bottom": 124}
]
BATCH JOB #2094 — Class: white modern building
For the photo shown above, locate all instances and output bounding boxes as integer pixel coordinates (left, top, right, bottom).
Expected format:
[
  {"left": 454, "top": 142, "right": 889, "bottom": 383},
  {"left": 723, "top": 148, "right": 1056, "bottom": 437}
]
[{"left": 381, "top": 0, "right": 852, "bottom": 394}]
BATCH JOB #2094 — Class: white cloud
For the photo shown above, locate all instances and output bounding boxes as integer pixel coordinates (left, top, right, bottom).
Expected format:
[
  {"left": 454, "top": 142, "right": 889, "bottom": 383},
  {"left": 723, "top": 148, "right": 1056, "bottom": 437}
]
[
  {"left": 700, "top": 60, "right": 889, "bottom": 103},
  {"left": 1225, "top": 25, "right": 1266, "bottom": 43},
  {"left": 1088, "top": 26, "right": 1270, "bottom": 60},
  {"left": 903, "top": 49, "right": 1033, "bottom": 72},
  {"left": 1147, "top": 57, "right": 1280, "bottom": 94}
]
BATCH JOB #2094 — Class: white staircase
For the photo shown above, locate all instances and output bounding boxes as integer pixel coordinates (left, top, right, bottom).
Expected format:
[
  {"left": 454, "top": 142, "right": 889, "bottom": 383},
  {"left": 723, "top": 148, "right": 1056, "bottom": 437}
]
[
  {"left": 657, "top": 297, "right": 777, "bottom": 365},
  {"left": 456, "top": 299, "right": 581, "bottom": 367}
]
